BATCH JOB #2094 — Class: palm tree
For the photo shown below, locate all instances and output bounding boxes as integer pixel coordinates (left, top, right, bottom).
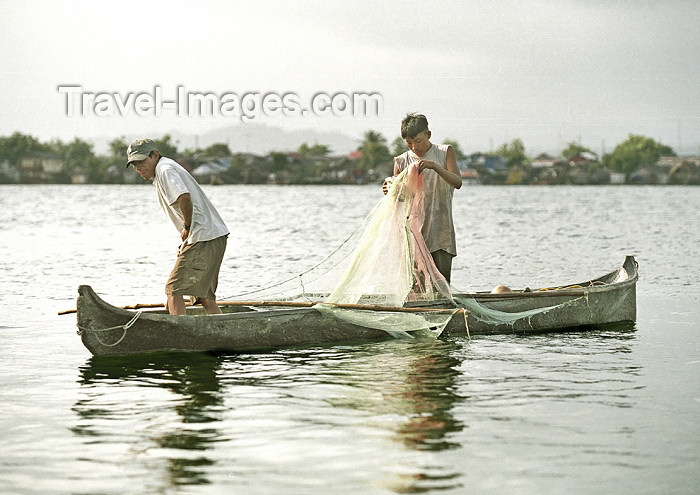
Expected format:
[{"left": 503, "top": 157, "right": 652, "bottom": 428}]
[{"left": 359, "top": 130, "right": 391, "bottom": 172}]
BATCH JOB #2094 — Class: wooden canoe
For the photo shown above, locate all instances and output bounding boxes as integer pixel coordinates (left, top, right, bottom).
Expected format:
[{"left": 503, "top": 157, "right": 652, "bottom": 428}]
[{"left": 75, "top": 256, "right": 638, "bottom": 356}]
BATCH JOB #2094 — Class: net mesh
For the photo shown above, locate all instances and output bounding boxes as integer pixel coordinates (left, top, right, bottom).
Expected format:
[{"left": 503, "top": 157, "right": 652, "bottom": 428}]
[
  {"left": 222, "top": 163, "right": 582, "bottom": 338},
  {"left": 223, "top": 163, "right": 458, "bottom": 337}
]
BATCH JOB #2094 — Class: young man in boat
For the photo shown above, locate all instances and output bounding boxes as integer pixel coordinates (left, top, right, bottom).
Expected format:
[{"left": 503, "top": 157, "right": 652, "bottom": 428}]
[
  {"left": 126, "top": 138, "right": 229, "bottom": 315},
  {"left": 383, "top": 113, "right": 462, "bottom": 282}
]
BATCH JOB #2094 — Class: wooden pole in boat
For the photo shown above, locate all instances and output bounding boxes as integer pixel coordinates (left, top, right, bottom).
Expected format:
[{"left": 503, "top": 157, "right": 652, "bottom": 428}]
[
  {"left": 218, "top": 300, "right": 463, "bottom": 313},
  {"left": 58, "top": 300, "right": 463, "bottom": 315}
]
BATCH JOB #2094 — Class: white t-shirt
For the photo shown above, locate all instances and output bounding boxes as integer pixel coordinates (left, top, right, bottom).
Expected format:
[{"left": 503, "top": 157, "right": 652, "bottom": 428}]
[{"left": 153, "top": 157, "right": 229, "bottom": 244}]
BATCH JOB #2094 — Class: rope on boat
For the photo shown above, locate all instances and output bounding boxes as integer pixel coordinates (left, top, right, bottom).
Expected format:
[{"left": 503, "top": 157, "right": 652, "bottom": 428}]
[
  {"left": 535, "top": 280, "right": 607, "bottom": 291},
  {"left": 462, "top": 309, "right": 470, "bottom": 340},
  {"left": 77, "top": 311, "right": 142, "bottom": 347}
]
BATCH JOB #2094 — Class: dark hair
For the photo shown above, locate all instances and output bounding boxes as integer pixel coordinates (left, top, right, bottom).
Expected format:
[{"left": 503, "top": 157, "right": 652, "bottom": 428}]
[{"left": 401, "top": 113, "right": 429, "bottom": 139}]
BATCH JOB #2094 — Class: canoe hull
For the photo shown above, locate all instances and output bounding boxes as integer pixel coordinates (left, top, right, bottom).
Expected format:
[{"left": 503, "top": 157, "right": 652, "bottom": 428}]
[
  {"left": 76, "top": 256, "right": 638, "bottom": 356},
  {"left": 447, "top": 256, "right": 639, "bottom": 334},
  {"left": 78, "top": 295, "right": 392, "bottom": 356}
]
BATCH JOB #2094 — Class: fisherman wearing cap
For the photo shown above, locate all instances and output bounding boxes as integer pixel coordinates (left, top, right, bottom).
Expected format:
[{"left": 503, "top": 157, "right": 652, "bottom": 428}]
[{"left": 126, "top": 139, "right": 229, "bottom": 315}]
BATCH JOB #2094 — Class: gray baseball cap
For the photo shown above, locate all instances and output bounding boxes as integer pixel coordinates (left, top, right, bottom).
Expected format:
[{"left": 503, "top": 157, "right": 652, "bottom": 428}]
[{"left": 126, "top": 139, "right": 157, "bottom": 167}]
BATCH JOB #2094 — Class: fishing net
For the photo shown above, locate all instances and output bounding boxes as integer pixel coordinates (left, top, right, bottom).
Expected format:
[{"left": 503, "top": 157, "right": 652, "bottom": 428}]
[
  {"left": 224, "top": 163, "right": 459, "bottom": 338},
  {"left": 222, "top": 161, "right": 587, "bottom": 339}
]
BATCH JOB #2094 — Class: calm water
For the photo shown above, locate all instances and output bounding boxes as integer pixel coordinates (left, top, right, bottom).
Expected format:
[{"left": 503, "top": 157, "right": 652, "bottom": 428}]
[{"left": 1, "top": 184, "right": 698, "bottom": 494}]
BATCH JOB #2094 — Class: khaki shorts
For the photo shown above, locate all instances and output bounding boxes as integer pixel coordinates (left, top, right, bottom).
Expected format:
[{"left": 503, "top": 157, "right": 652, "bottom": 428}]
[{"left": 166, "top": 235, "right": 227, "bottom": 300}]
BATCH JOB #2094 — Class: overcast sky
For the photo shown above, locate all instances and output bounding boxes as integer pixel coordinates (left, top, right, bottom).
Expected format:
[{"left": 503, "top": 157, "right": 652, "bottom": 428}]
[{"left": 1, "top": 0, "right": 698, "bottom": 156}]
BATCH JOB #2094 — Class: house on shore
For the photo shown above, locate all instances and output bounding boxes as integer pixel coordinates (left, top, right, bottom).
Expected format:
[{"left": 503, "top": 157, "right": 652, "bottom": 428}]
[
  {"left": 17, "top": 152, "right": 66, "bottom": 183},
  {"left": 530, "top": 153, "right": 565, "bottom": 184},
  {"left": 667, "top": 157, "right": 700, "bottom": 185}
]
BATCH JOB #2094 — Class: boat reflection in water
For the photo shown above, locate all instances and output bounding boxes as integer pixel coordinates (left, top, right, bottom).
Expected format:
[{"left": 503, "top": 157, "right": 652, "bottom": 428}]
[
  {"left": 71, "top": 339, "right": 467, "bottom": 492},
  {"left": 352, "top": 339, "right": 466, "bottom": 492},
  {"left": 70, "top": 322, "right": 637, "bottom": 493},
  {"left": 73, "top": 352, "right": 225, "bottom": 489}
]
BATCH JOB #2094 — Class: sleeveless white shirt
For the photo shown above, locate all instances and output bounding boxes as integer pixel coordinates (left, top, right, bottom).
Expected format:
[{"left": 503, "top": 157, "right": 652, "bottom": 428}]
[{"left": 394, "top": 144, "right": 456, "bottom": 255}]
